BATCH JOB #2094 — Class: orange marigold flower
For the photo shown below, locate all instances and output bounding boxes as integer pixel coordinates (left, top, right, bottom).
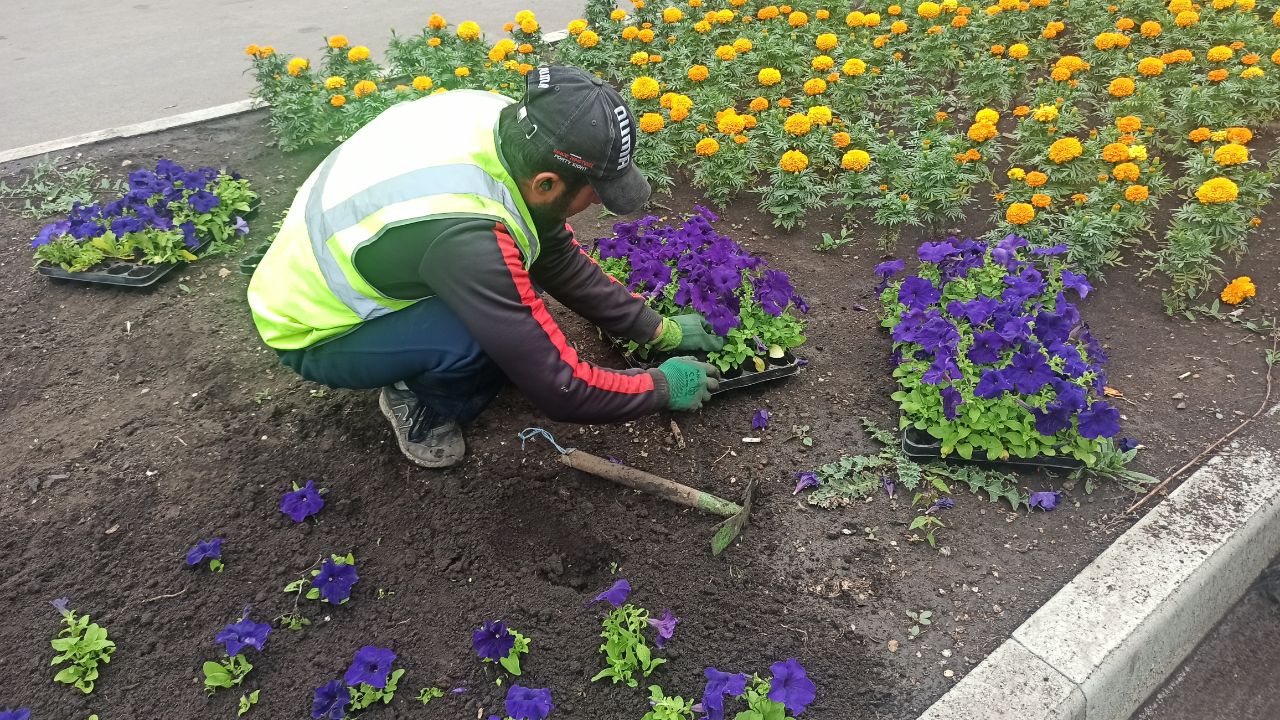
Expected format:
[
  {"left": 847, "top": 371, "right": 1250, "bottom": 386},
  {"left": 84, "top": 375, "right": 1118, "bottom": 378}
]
[
  {"left": 891, "top": 20, "right": 909, "bottom": 33},
  {"left": 1109, "top": 77, "right": 1135, "bottom": 96},
  {"left": 991, "top": 44, "right": 1005, "bottom": 55},
  {"left": 832, "top": 132, "right": 851, "bottom": 148},
  {"left": 347, "top": 45, "right": 370, "bottom": 62},
  {"left": 966, "top": 122, "right": 998, "bottom": 142},
  {"left": 803, "top": 78, "right": 828, "bottom": 95},
  {"left": 330, "top": 94, "right": 347, "bottom": 107},
  {"left": 1140, "top": 21, "right": 1161, "bottom": 37},
  {"left": 812, "top": 54, "right": 835, "bottom": 71},
  {"left": 1242, "top": 53, "right": 1261, "bottom": 66},
  {"left": 1137, "top": 57, "right": 1165, "bottom": 76},
  {"left": 1102, "top": 143, "right": 1131, "bottom": 163},
  {"left": 688, "top": 64, "right": 709, "bottom": 81},
  {"left": 1196, "top": 177, "right": 1239, "bottom": 204},
  {"left": 696, "top": 137, "right": 720, "bottom": 156},
  {"left": 1221, "top": 276, "right": 1257, "bottom": 305},
  {"left": 328, "top": 35, "right": 350, "bottom": 49},
  {"left": 1175, "top": 10, "right": 1199, "bottom": 26},
  {"left": 244, "top": 44, "right": 261, "bottom": 57},
  {"left": 1006, "top": 203, "right": 1036, "bottom": 224},
  {"left": 749, "top": 96, "right": 769, "bottom": 112},
  {"left": 1208, "top": 69, "right": 1229, "bottom": 82},
  {"left": 788, "top": 10, "right": 809, "bottom": 27},
  {"left": 1031, "top": 193, "right": 1052, "bottom": 208},
  {"left": 777, "top": 97, "right": 793, "bottom": 108},
  {"left": 1116, "top": 116, "right": 1142, "bottom": 133},
  {"left": 1227, "top": 127, "right": 1253, "bottom": 144},
  {"left": 353, "top": 79, "right": 377, "bottom": 97},
  {"left": 1013, "top": 105, "right": 1030, "bottom": 117},
  {"left": 1026, "top": 171, "right": 1048, "bottom": 187},
  {"left": 952, "top": 15, "right": 968, "bottom": 27},
  {"left": 1115, "top": 17, "right": 1135, "bottom": 30},
  {"left": 1113, "top": 162, "right": 1140, "bottom": 182},
  {"left": 577, "top": 30, "right": 600, "bottom": 47},
  {"left": 1124, "top": 185, "right": 1149, "bottom": 202},
  {"left": 783, "top": 113, "right": 812, "bottom": 135},
  {"left": 780, "top": 149, "right": 810, "bottom": 172},
  {"left": 816, "top": 33, "right": 838, "bottom": 51}
]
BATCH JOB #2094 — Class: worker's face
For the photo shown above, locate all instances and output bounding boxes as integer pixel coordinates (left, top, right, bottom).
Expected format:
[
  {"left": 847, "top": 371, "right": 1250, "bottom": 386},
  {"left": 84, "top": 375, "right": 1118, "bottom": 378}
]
[{"left": 524, "top": 172, "right": 601, "bottom": 232}]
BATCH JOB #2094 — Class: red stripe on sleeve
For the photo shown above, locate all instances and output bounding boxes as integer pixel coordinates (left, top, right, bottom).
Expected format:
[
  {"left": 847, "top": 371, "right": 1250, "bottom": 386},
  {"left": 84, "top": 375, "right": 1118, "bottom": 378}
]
[{"left": 494, "top": 224, "right": 655, "bottom": 395}]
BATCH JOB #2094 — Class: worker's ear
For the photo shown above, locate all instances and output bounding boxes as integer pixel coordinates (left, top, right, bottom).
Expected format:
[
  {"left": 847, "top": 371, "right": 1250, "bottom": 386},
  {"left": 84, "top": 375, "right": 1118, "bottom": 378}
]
[{"left": 527, "top": 171, "right": 564, "bottom": 204}]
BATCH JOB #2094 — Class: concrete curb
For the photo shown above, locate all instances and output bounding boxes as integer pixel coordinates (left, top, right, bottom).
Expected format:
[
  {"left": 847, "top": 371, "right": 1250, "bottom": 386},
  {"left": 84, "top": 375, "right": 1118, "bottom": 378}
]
[
  {"left": 0, "top": 29, "right": 569, "bottom": 166},
  {"left": 919, "top": 410, "right": 1280, "bottom": 720}
]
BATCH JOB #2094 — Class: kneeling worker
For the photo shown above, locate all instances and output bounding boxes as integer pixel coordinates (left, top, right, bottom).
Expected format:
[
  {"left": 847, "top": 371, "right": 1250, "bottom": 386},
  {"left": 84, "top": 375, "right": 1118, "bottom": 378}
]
[{"left": 247, "top": 65, "right": 722, "bottom": 468}]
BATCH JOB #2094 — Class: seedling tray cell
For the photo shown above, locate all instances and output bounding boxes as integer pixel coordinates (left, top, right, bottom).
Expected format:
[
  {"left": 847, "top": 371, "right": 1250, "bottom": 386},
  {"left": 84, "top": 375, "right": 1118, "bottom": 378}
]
[
  {"left": 899, "top": 425, "right": 1083, "bottom": 471},
  {"left": 37, "top": 239, "right": 211, "bottom": 287},
  {"left": 604, "top": 332, "right": 801, "bottom": 394}
]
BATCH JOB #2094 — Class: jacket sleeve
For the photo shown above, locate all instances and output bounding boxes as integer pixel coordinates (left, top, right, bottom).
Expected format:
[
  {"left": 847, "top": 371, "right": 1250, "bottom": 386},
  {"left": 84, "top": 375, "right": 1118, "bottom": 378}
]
[
  {"left": 417, "top": 218, "right": 669, "bottom": 424},
  {"left": 529, "top": 223, "right": 664, "bottom": 344}
]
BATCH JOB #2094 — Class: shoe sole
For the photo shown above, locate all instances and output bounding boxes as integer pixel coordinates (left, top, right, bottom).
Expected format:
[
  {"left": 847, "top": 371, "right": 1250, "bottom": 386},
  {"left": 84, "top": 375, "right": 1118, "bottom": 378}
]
[{"left": 378, "top": 390, "right": 463, "bottom": 469}]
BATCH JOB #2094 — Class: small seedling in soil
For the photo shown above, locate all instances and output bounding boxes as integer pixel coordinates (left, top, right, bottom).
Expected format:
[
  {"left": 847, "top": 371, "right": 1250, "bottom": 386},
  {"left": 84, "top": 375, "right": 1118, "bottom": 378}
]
[
  {"left": 204, "top": 614, "right": 270, "bottom": 694},
  {"left": 815, "top": 225, "right": 856, "bottom": 252},
  {"left": 49, "top": 598, "right": 115, "bottom": 694},
  {"left": 586, "top": 580, "right": 676, "bottom": 688},
  {"left": 416, "top": 687, "right": 445, "bottom": 705},
  {"left": 473, "top": 620, "right": 531, "bottom": 679},
  {"left": 641, "top": 685, "right": 698, "bottom": 720},
  {"left": 283, "top": 553, "right": 358, "bottom": 606},
  {"left": 0, "top": 156, "right": 124, "bottom": 219},
  {"left": 905, "top": 610, "right": 933, "bottom": 639},
  {"left": 788, "top": 424, "right": 814, "bottom": 447},
  {"left": 252, "top": 390, "right": 272, "bottom": 405},
  {"left": 309, "top": 388, "right": 328, "bottom": 398},
  {"left": 237, "top": 690, "right": 260, "bottom": 717},
  {"left": 186, "top": 537, "right": 224, "bottom": 572},
  {"left": 344, "top": 646, "right": 404, "bottom": 711}
]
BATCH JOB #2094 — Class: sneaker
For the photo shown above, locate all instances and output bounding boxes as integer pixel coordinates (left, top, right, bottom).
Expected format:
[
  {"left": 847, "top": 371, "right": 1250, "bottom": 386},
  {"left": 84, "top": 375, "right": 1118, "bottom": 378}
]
[{"left": 378, "top": 386, "right": 466, "bottom": 468}]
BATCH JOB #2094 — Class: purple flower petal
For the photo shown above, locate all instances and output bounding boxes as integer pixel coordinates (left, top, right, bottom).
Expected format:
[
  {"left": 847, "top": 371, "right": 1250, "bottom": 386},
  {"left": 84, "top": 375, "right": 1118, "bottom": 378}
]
[
  {"left": 1029, "top": 491, "right": 1061, "bottom": 511},
  {"left": 647, "top": 608, "right": 679, "bottom": 648},
  {"left": 587, "top": 579, "right": 631, "bottom": 608},
  {"left": 505, "top": 685, "right": 554, "bottom": 720},
  {"left": 281, "top": 480, "right": 325, "bottom": 522},
  {"left": 793, "top": 471, "right": 820, "bottom": 495},
  {"left": 345, "top": 646, "right": 396, "bottom": 688},
  {"left": 751, "top": 409, "right": 771, "bottom": 431},
  {"left": 768, "top": 658, "right": 817, "bottom": 715}
]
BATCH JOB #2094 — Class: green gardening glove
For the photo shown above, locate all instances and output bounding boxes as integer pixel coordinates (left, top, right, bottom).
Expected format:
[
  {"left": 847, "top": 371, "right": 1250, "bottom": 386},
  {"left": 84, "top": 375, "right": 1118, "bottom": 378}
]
[
  {"left": 651, "top": 314, "right": 725, "bottom": 353},
  {"left": 656, "top": 356, "right": 721, "bottom": 411}
]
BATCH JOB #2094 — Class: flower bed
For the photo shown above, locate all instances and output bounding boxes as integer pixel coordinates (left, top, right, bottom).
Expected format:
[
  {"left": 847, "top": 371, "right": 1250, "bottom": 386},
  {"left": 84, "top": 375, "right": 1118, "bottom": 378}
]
[
  {"left": 30, "top": 159, "right": 256, "bottom": 280},
  {"left": 878, "top": 234, "right": 1123, "bottom": 466},
  {"left": 594, "top": 206, "right": 807, "bottom": 373}
]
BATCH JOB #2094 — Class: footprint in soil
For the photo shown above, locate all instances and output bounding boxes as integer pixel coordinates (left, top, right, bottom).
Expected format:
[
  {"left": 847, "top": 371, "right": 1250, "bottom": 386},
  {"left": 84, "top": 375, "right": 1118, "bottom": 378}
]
[{"left": 538, "top": 545, "right": 614, "bottom": 591}]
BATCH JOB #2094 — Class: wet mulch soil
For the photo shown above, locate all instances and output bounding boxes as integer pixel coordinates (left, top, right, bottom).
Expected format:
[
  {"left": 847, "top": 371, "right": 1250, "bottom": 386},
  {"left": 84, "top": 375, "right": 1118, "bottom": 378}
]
[{"left": 1, "top": 111, "right": 1276, "bottom": 719}]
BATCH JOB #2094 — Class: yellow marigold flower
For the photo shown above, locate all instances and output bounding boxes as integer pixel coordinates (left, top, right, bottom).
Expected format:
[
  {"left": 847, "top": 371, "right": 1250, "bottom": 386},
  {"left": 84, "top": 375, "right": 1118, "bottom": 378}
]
[
  {"left": 846, "top": 10, "right": 865, "bottom": 25},
  {"left": 1227, "top": 127, "right": 1253, "bottom": 144},
  {"left": 1048, "top": 138, "right": 1083, "bottom": 164},
  {"left": 515, "top": 10, "right": 535, "bottom": 23},
  {"left": 394, "top": 84, "right": 410, "bottom": 92},
  {"left": 1207, "top": 45, "right": 1232, "bottom": 62},
  {"left": 330, "top": 94, "right": 347, "bottom": 107},
  {"left": 287, "top": 57, "right": 310, "bottom": 76},
  {"left": 324, "top": 76, "right": 347, "bottom": 90},
  {"left": 693, "top": 20, "right": 712, "bottom": 32},
  {"left": 1102, "top": 143, "right": 1131, "bottom": 163},
  {"left": 717, "top": 111, "right": 746, "bottom": 134},
  {"left": 760, "top": 5, "right": 781, "bottom": 19},
  {"left": 568, "top": 19, "right": 588, "bottom": 35},
  {"left": 353, "top": 79, "right": 377, "bottom": 97},
  {"left": 888, "top": 3, "right": 903, "bottom": 14},
  {"left": 808, "top": 105, "right": 833, "bottom": 125},
  {"left": 1114, "top": 116, "right": 1141, "bottom": 134},
  {"left": 812, "top": 55, "right": 835, "bottom": 71},
  {"left": 1006, "top": 203, "right": 1036, "bottom": 224},
  {"left": 622, "top": 26, "right": 640, "bottom": 39},
  {"left": 715, "top": 45, "right": 737, "bottom": 61},
  {"left": 779, "top": 150, "right": 810, "bottom": 173},
  {"left": 784, "top": 113, "right": 813, "bottom": 135},
  {"left": 328, "top": 35, "right": 349, "bottom": 49},
  {"left": 749, "top": 97, "right": 769, "bottom": 112},
  {"left": 1115, "top": 17, "right": 1135, "bottom": 30},
  {"left": 1221, "top": 276, "right": 1257, "bottom": 304},
  {"left": 1137, "top": 57, "right": 1165, "bottom": 76},
  {"left": 520, "top": 18, "right": 540, "bottom": 33},
  {"left": 1239, "top": 0, "right": 1255, "bottom": 9},
  {"left": 660, "top": 92, "right": 676, "bottom": 109},
  {"left": 1175, "top": 10, "right": 1199, "bottom": 26},
  {"left": 716, "top": 9, "right": 735, "bottom": 22},
  {"left": 453, "top": 66, "right": 470, "bottom": 77},
  {"left": 833, "top": 132, "right": 852, "bottom": 148},
  {"left": 347, "top": 45, "right": 370, "bottom": 62},
  {"left": 1169, "top": 0, "right": 1193, "bottom": 12},
  {"left": 1109, "top": 77, "right": 1136, "bottom": 97},
  {"left": 1212, "top": 0, "right": 1233, "bottom": 8},
  {"left": 891, "top": 20, "right": 909, "bottom": 33},
  {"left": 1008, "top": 43, "right": 1029, "bottom": 59},
  {"left": 803, "top": 78, "right": 828, "bottom": 95},
  {"left": 816, "top": 9, "right": 830, "bottom": 19},
  {"left": 743, "top": 115, "right": 758, "bottom": 129},
  {"left": 428, "top": 37, "right": 442, "bottom": 47},
  {"left": 577, "top": 30, "right": 600, "bottom": 47},
  {"left": 410, "top": 76, "right": 433, "bottom": 92},
  {"left": 1032, "top": 104, "right": 1058, "bottom": 122},
  {"left": 1031, "top": 193, "right": 1052, "bottom": 208},
  {"left": 630, "top": 50, "right": 650, "bottom": 65},
  {"left": 758, "top": 67, "right": 782, "bottom": 85},
  {"left": 788, "top": 11, "right": 809, "bottom": 27},
  {"left": 1026, "top": 170, "right": 1048, "bottom": 187},
  {"left": 1130, "top": 145, "right": 1148, "bottom": 161},
  {"left": 1208, "top": 68, "right": 1229, "bottom": 82},
  {"left": 244, "top": 44, "right": 261, "bottom": 57},
  {"left": 816, "top": 33, "right": 838, "bottom": 51},
  {"left": 1125, "top": 185, "right": 1149, "bottom": 202},
  {"left": 734, "top": 38, "right": 753, "bottom": 52},
  {"left": 1008, "top": 167, "right": 1026, "bottom": 181},
  {"left": 1139, "top": 20, "right": 1161, "bottom": 37},
  {"left": 918, "top": 1, "right": 942, "bottom": 18},
  {"left": 967, "top": 122, "right": 997, "bottom": 142},
  {"left": 991, "top": 44, "right": 1005, "bottom": 56},
  {"left": 864, "top": 12, "right": 882, "bottom": 25},
  {"left": 457, "top": 21, "right": 482, "bottom": 40},
  {"left": 1215, "top": 143, "right": 1249, "bottom": 165},
  {"left": 688, "top": 64, "right": 709, "bottom": 82},
  {"left": 638, "top": 28, "right": 656, "bottom": 42},
  {"left": 611, "top": 9, "right": 627, "bottom": 20},
  {"left": 663, "top": 7, "right": 683, "bottom": 22},
  {"left": 259, "top": 46, "right": 275, "bottom": 57},
  {"left": 1196, "top": 177, "right": 1240, "bottom": 204},
  {"left": 639, "top": 113, "right": 665, "bottom": 133},
  {"left": 1188, "top": 127, "right": 1212, "bottom": 143},
  {"left": 631, "top": 76, "right": 660, "bottom": 99},
  {"left": 975, "top": 108, "right": 999, "bottom": 125},
  {"left": 1113, "top": 162, "right": 1140, "bottom": 182},
  {"left": 1242, "top": 66, "right": 1265, "bottom": 79},
  {"left": 843, "top": 58, "right": 867, "bottom": 75}
]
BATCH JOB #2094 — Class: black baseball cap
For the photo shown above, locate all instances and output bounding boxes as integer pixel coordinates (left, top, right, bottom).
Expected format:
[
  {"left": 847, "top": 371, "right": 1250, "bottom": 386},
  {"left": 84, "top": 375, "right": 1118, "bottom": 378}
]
[{"left": 515, "top": 65, "right": 652, "bottom": 214}]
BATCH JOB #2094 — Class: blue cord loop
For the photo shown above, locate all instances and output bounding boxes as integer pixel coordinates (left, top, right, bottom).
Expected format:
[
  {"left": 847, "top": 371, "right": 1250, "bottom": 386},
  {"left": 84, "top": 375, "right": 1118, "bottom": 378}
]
[{"left": 517, "top": 427, "right": 573, "bottom": 455}]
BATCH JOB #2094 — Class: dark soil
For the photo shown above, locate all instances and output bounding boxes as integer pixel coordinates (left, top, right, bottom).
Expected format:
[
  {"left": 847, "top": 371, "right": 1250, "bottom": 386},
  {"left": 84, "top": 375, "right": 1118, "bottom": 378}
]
[{"left": 1, "top": 110, "right": 1276, "bottom": 720}]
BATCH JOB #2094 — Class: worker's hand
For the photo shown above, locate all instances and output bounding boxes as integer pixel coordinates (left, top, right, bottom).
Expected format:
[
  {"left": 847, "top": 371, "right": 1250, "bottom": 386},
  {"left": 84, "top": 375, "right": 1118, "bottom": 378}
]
[
  {"left": 656, "top": 356, "right": 721, "bottom": 411},
  {"left": 651, "top": 314, "right": 725, "bottom": 353}
]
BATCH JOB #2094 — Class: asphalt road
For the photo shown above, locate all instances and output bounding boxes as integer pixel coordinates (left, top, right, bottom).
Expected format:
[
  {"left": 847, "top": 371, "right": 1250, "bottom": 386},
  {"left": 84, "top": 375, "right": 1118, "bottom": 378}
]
[
  {"left": 1132, "top": 559, "right": 1280, "bottom": 720},
  {"left": 0, "top": 0, "right": 584, "bottom": 152}
]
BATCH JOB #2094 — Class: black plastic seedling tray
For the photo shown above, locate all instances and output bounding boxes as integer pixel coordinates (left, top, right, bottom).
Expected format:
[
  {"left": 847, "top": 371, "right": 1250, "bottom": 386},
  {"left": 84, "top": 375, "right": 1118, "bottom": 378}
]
[
  {"left": 38, "top": 239, "right": 213, "bottom": 287},
  {"left": 604, "top": 332, "right": 801, "bottom": 394},
  {"left": 899, "top": 425, "right": 1084, "bottom": 471}
]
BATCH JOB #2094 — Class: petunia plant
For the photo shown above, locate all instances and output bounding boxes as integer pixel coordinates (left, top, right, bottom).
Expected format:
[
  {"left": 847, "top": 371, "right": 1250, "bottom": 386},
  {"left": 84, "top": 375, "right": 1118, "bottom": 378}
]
[
  {"left": 281, "top": 553, "right": 359, "bottom": 629},
  {"left": 31, "top": 159, "right": 255, "bottom": 272},
  {"left": 879, "top": 235, "right": 1126, "bottom": 466},
  {"left": 280, "top": 480, "right": 326, "bottom": 522},
  {"left": 473, "top": 620, "right": 531, "bottom": 679},
  {"left": 595, "top": 207, "right": 807, "bottom": 373},
  {"left": 49, "top": 598, "right": 115, "bottom": 694},
  {"left": 186, "top": 537, "right": 225, "bottom": 572},
  {"left": 586, "top": 580, "right": 677, "bottom": 688},
  {"left": 697, "top": 659, "right": 817, "bottom": 720},
  {"left": 203, "top": 613, "right": 271, "bottom": 694},
  {"left": 345, "top": 646, "right": 405, "bottom": 711}
]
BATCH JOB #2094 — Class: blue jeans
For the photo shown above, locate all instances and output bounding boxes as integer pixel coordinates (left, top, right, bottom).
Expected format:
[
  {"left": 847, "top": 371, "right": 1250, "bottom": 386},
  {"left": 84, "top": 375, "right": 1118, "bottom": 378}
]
[{"left": 278, "top": 297, "right": 507, "bottom": 423}]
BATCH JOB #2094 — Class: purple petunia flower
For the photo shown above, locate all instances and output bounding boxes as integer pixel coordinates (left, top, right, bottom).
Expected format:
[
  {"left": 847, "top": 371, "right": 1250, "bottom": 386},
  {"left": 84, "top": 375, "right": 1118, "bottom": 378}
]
[
  {"left": 926, "top": 497, "right": 956, "bottom": 514},
  {"left": 1060, "top": 270, "right": 1092, "bottom": 298},
  {"left": 345, "top": 646, "right": 396, "bottom": 689},
  {"left": 874, "top": 259, "right": 905, "bottom": 278},
  {"left": 179, "top": 221, "right": 199, "bottom": 248},
  {"left": 312, "top": 558, "right": 358, "bottom": 604},
  {"left": 505, "top": 685, "right": 554, "bottom": 720},
  {"left": 647, "top": 608, "right": 679, "bottom": 649},
  {"left": 1118, "top": 437, "right": 1139, "bottom": 453},
  {"left": 1029, "top": 491, "right": 1061, "bottom": 511},
  {"left": 1003, "top": 351, "right": 1055, "bottom": 395},
  {"left": 899, "top": 276, "right": 941, "bottom": 311},
  {"left": 1031, "top": 243, "right": 1069, "bottom": 256},
  {"left": 702, "top": 667, "right": 751, "bottom": 720},
  {"left": 967, "top": 330, "right": 1006, "bottom": 365},
  {"left": 751, "top": 409, "right": 771, "bottom": 431},
  {"left": 941, "top": 386, "right": 963, "bottom": 421},
  {"left": 588, "top": 579, "right": 631, "bottom": 608},
  {"left": 188, "top": 190, "right": 220, "bottom": 214},
  {"left": 974, "top": 368, "right": 1013, "bottom": 399},
  {"left": 215, "top": 618, "right": 271, "bottom": 656},
  {"left": 32, "top": 220, "right": 71, "bottom": 248},
  {"left": 281, "top": 480, "right": 325, "bottom": 522},
  {"left": 311, "top": 679, "right": 350, "bottom": 720},
  {"left": 1077, "top": 401, "right": 1121, "bottom": 439},
  {"left": 1032, "top": 403, "right": 1074, "bottom": 436},
  {"left": 51, "top": 597, "right": 71, "bottom": 616},
  {"left": 768, "top": 658, "right": 817, "bottom": 715},
  {"left": 0, "top": 709, "right": 31, "bottom": 720},
  {"left": 472, "top": 620, "right": 516, "bottom": 662},
  {"left": 233, "top": 216, "right": 250, "bottom": 236},
  {"left": 882, "top": 475, "right": 896, "bottom": 499},
  {"left": 186, "top": 538, "right": 223, "bottom": 566},
  {"left": 918, "top": 240, "right": 959, "bottom": 263},
  {"left": 793, "top": 471, "right": 820, "bottom": 495}
]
